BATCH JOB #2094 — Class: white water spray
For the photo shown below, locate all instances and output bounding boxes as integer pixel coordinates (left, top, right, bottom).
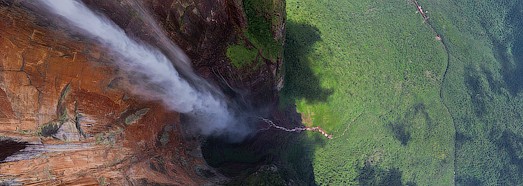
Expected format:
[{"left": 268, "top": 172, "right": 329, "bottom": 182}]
[{"left": 35, "top": 0, "right": 251, "bottom": 139}]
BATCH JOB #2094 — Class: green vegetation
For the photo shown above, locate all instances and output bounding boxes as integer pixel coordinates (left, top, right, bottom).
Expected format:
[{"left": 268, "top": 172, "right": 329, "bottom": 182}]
[
  {"left": 242, "top": 0, "right": 284, "bottom": 61},
  {"left": 124, "top": 108, "right": 149, "bottom": 125},
  {"left": 419, "top": 0, "right": 523, "bottom": 184},
  {"left": 226, "top": 45, "right": 258, "bottom": 68},
  {"left": 280, "top": 0, "right": 523, "bottom": 185},
  {"left": 95, "top": 132, "right": 114, "bottom": 145},
  {"left": 281, "top": 0, "right": 453, "bottom": 184},
  {"left": 38, "top": 121, "right": 60, "bottom": 137},
  {"left": 57, "top": 83, "right": 71, "bottom": 120},
  {"left": 356, "top": 162, "right": 409, "bottom": 186},
  {"left": 226, "top": 0, "right": 284, "bottom": 68},
  {"left": 97, "top": 176, "right": 107, "bottom": 186},
  {"left": 241, "top": 166, "right": 286, "bottom": 186}
]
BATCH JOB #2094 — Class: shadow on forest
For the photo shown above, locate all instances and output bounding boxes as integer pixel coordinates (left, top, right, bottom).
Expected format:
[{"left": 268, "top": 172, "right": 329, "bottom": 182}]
[
  {"left": 482, "top": 0, "right": 523, "bottom": 171},
  {"left": 201, "top": 105, "right": 324, "bottom": 185},
  {"left": 275, "top": 21, "right": 332, "bottom": 184},
  {"left": 201, "top": 21, "right": 329, "bottom": 185},
  {"left": 491, "top": 1, "right": 523, "bottom": 95},
  {"left": 463, "top": 65, "right": 489, "bottom": 117},
  {"left": 387, "top": 103, "right": 433, "bottom": 146},
  {"left": 356, "top": 162, "right": 416, "bottom": 186},
  {"left": 458, "top": 1, "right": 523, "bottom": 185},
  {"left": 495, "top": 131, "right": 523, "bottom": 184},
  {"left": 281, "top": 21, "right": 333, "bottom": 103}
]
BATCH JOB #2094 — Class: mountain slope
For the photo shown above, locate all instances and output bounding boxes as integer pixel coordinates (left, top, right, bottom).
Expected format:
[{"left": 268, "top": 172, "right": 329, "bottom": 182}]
[{"left": 282, "top": 0, "right": 454, "bottom": 184}]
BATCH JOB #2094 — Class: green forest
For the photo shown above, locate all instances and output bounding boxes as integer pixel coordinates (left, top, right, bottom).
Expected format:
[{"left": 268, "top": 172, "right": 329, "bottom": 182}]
[{"left": 280, "top": 0, "right": 523, "bottom": 185}]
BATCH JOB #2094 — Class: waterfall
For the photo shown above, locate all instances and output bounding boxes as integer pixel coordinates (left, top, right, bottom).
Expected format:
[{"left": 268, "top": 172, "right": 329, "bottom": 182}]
[{"left": 35, "top": 0, "right": 251, "bottom": 140}]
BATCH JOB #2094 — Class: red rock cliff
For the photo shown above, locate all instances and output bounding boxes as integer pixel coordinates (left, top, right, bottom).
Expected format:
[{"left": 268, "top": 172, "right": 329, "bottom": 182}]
[{"left": 0, "top": 0, "right": 285, "bottom": 185}]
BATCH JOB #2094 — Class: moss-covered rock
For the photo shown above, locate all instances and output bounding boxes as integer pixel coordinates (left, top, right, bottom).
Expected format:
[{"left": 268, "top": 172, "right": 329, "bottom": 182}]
[
  {"left": 226, "top": 44, "right": 258, "bottom": 68},
  {"left": 124, "top": 108, "right": 150, "bottom": 125}
]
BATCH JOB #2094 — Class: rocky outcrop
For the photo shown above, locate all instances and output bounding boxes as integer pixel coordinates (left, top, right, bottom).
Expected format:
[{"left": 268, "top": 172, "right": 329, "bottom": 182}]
[
  {"left": 80, "top": 0, "right": 286, "bottom": 106},
  {"left": 0, "top": 0, "right": 285, "bottom": 185}
]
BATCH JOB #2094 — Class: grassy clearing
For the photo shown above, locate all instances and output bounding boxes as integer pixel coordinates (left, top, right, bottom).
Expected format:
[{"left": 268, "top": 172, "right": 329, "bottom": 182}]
[{"left": 282, "top": 0, "right": 453, "bottom": 184}]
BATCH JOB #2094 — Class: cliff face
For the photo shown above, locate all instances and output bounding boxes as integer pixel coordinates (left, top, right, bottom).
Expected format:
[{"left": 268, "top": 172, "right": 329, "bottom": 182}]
[
  {"left": 81, "top": 0, "right": 285, "bottom": 106},
  {"left": 0, "top": 0, "right": 285, "bottom": 185}
]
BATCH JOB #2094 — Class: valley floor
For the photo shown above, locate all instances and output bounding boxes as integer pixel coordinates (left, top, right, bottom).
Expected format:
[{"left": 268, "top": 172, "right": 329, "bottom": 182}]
[{"left": 281, "top": 0, "right": 523, "bottom": 184}]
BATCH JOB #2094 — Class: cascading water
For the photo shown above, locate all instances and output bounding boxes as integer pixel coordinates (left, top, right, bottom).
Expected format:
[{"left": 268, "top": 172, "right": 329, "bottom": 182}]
[
  {"left": 33, "top": 0, "right": 332, "bottom": 141},
  {"left": 35, "top": 0, "right": 251, "bottom": 140}
]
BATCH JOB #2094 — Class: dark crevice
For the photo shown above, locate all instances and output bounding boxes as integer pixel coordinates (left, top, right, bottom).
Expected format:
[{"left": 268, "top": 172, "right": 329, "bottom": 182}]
[
  {"left": 0, "top": 138, "right": 28, "bottom": 162},
  {"left": 74, "top": 100, "right": 86, "bottom": 138}
]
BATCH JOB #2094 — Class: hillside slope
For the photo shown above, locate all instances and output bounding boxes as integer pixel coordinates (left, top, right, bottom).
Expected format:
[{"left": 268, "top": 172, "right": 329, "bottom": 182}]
[{"left": 282, "top": 0, "right": 454, "bottom": 184}]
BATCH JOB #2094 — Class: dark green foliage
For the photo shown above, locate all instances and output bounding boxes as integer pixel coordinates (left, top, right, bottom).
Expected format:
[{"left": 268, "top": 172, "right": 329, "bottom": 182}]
[
  {"left": 455, "top": 132, "right": 472, "bottom": 149},
  {"left": 280, "top": 0, "right": 523, "bottom": 184},
  {"left": 280, "top": 21, "right": 332, "bottom": 104},
  {"left": 456, "top": 176, "right": 482, "bottom": 186},
  {"left": 463, "top": 66, "right": 488, "bottom": 117},
  {"left": 356, "top": 162, "right": 404, "bottom": 186},
  {"left": 282, "top": 0, "right": 453, "bottom": 184},
  {"left": 278, "top": 131, "right": 319, "bottom": 185},
  {"left": 387, "top": 103, "right": 434, "bottom": 146},
  {"left": 500, "top": 1, "right": 523, "bottom": 95},
  {"left": 497, "top": 131, "right": 523, "bottom": 169},
  {"left": 201, "top": 137, "right": 267, "bottom": 176},
  {"left": 420, "top": 0, "right": 523, "bottom": 184},
  {"left": 480, "top": 66, "right": 503, "bottom": 94},
  {"left": 39, "top": 122, "right": 60, "bottom": 137},
  {"left": 239, "top": 166, "right": 286, "bottom": 186},
  {"left": 388, "top": 122, "right": 411, "bottom": 146},
  {"left": 242, "top": 0, "right": 282, "bottom": 60},
  {"left": 226, "top": 44, "right": 258, "bottom": 68}
]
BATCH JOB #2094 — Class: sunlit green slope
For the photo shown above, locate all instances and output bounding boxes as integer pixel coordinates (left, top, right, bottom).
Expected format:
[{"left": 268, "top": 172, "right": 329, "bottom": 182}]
[{"left": 281, "top": 0, "right": 454, "bottom": 184}]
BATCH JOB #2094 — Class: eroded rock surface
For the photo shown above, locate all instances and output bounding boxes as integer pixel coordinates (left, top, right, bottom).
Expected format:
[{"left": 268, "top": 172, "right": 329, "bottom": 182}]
[
  {"left": 0, "top": 3, "right": 201, "bottom": 186},
  {"left": 0, "top": 0, "right": 285, "bottom": 184}
]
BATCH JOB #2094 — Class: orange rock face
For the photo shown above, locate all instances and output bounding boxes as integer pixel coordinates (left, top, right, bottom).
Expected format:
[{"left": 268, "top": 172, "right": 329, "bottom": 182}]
[
  {"left": 0, "top": 0, "right": 287, "bottom": 184},
  {"left": 0, "top": 2, "right": 222, "bottom": 185}
]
